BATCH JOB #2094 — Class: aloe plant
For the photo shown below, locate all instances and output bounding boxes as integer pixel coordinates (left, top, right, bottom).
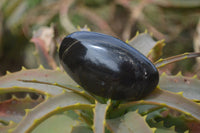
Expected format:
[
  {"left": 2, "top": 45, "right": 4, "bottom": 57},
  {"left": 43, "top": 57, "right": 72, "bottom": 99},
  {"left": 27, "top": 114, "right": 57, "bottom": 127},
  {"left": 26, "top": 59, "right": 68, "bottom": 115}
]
[{"left": 0, "top": 27, "right": 200, "bottom": 133}]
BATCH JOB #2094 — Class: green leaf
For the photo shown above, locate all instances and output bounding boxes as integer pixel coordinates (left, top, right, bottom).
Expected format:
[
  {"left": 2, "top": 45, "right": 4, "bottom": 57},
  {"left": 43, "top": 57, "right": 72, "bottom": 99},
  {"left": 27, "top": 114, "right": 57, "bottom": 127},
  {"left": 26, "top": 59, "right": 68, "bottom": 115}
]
[
  {"left": 107, "top": 111, "right": 154, "bottom": 133},
  {"left": 10, "top": 92, "right": 94, "bottom": 133},
  {"left": 159, "top": 73, "right": 200, "bottom": 100}
]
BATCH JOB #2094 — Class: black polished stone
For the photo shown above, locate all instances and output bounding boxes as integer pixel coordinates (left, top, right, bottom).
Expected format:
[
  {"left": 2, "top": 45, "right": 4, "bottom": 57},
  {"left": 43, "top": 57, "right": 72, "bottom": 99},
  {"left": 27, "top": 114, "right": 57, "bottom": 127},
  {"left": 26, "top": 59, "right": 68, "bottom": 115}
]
[{"left": 59, "top": 31, "right": 159, "bottom": 100}]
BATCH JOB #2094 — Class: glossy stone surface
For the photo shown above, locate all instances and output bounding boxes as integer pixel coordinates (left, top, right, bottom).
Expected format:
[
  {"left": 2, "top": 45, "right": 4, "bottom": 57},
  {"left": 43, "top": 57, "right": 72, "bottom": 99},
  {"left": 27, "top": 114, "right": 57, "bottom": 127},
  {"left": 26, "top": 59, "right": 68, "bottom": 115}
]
[{"left": 59, "top": 31, "right": 159, "bottom": 100}]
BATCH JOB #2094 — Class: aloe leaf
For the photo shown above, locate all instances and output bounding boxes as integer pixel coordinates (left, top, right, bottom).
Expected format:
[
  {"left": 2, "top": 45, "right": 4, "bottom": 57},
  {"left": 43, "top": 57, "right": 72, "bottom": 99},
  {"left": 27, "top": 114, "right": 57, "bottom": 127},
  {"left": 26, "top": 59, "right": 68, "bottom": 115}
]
[
  {"left": 0, "top": 121, "right": 17, "bottom": 133},
  {"left": 119, "top": 88, "right": 200, "bottom": 121},
  {"left": 143, "top": 88, "right": 200, "bottom": 121},
  {"left": 3, "top": 0, "right": 23, "bottom": 18},
  {"left": 108, "top": 103, "right": 165, "bottom": 119},
  {"left": 128, "top": 33, "right": 158, "bottom": 56},
  {"left": 0, "top": 120, "right": 9, "bottom": 125},
  {"left": 149, "top": 40, "right": 165, "bottom": 62},
  {"left": 31, "top": 26, "right": 57, "bottom": 69},
  {"left": 32, "top": 113, "right": 79, "bottom": 133},
  {"left": 93, "top": 101, "right": 109, "bottom": 133},
  {"left": 129, "top": 105, "right": 164, "bottom": 116},
  {"left": 0, "top": 0, "right": 6, "bottom": 9},
  {"left": 145, "top": 110, "right": 178, "bottom": 133},
  {"left": 159, "top": 73, "right": 200, "bottom": 100},
  {"left": 107, "top": 111, "right": 154, "bottom": 133},
  {"left": 153, "top": 114, "right": 189, "bottom": 133},
  {"left": 0, "top": 86, "right": 49, "bottom": 96},
  {"left": 59, "top": 0, "right": 77, "bottom": 33},
  {"left": 0, "top": 68, "right": 78, "bottom": 95},
  {"left": 147, "top": 111, "right": 189, "bottom": 132},
  {"left": 6, "top": 1, "right": 27, "bottom": 29},
  {"left": 155, "top": 52, "right": 200, "bottom": 68},
  {"left": 19, "top": 79, "right": 94, "bottom": 102},
  {"left": 154, "top": 121, "right": 177, "bottom": 133},
  {"left": 10, "top": 92, "right": 94, "bottom": 133},
  {"left": 71, "top": 126, "right": 93, "bottom": 133},
  {"left": 78, "top": 110, "right": 94, "bottom": 127},
  {"left": 0, "top": 94, "right": 43, "bottom": 123}
]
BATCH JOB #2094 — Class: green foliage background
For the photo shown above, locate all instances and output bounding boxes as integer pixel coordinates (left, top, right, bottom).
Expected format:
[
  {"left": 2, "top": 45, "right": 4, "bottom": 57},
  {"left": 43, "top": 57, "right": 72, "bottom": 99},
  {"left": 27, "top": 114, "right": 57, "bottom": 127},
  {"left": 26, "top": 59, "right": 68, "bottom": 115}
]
[{"left": 0, "top": 0, "right": 200, "bottom": 76}]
